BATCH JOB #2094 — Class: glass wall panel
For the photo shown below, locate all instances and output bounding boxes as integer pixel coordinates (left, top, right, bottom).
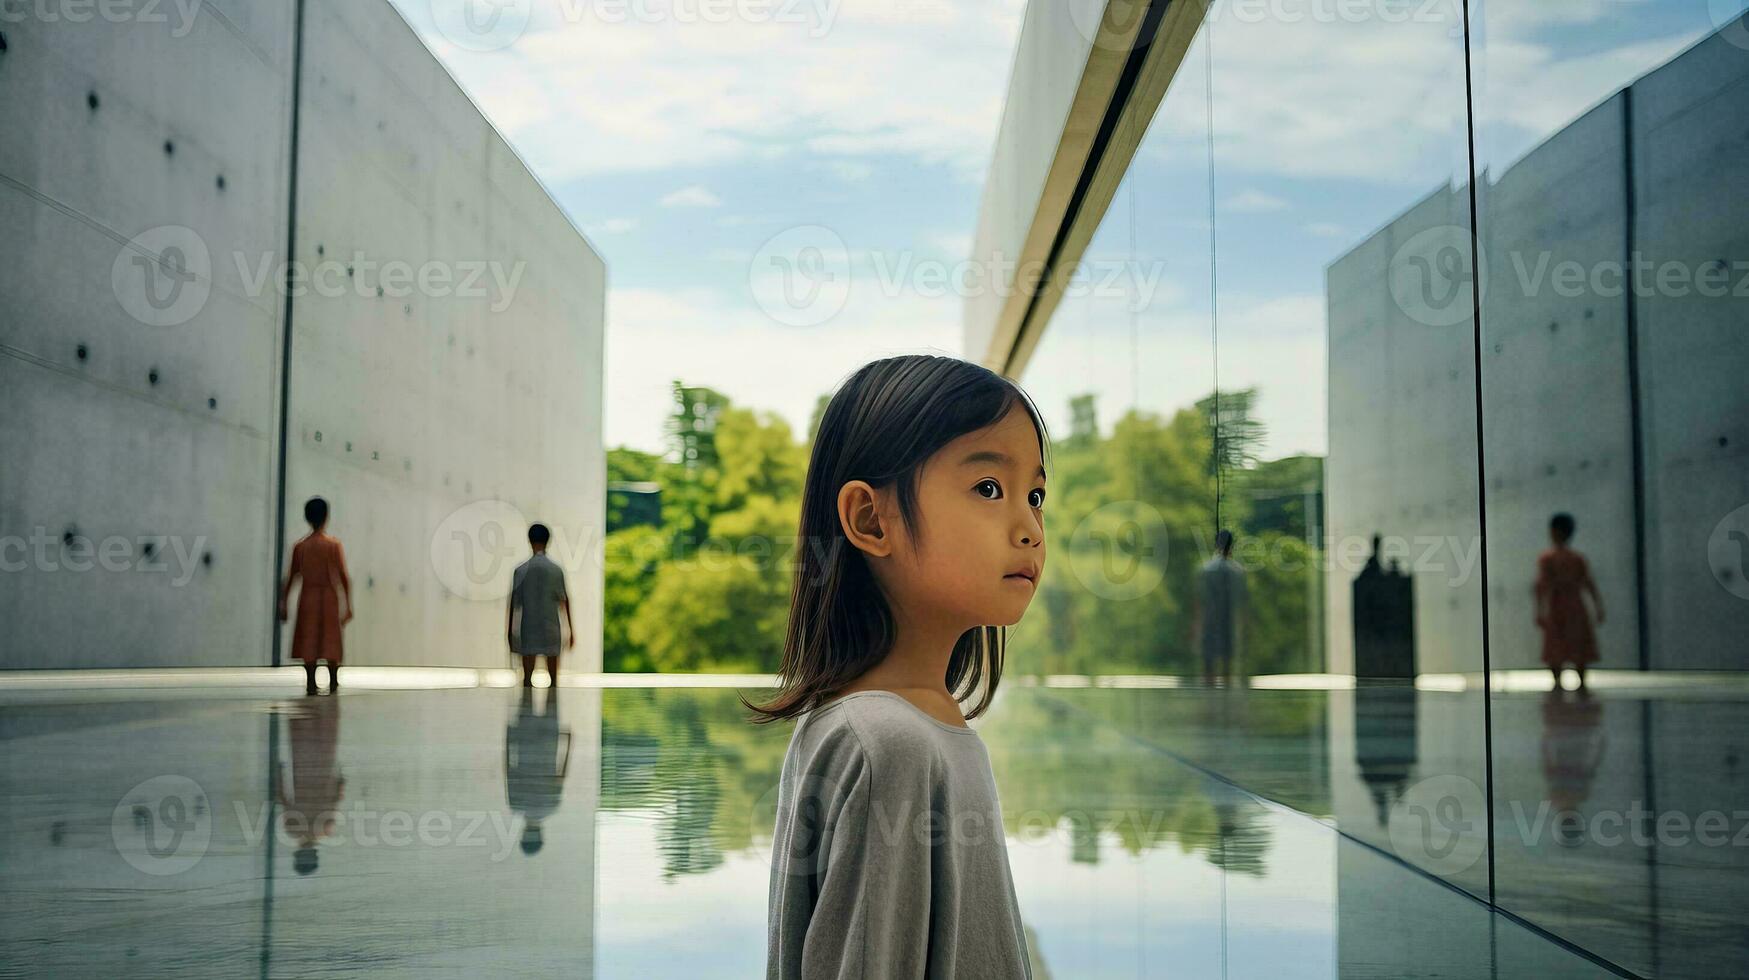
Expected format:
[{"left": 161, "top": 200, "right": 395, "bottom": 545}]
[
  {"left": 1471, "top": 3, "right": 1749, "bottom": 976},
  {"left": 1006, "top": 26, "right": 1228, "bottom": 969},
  {"left": 1005, "top": 1, "right": 1749, "bottom": 972},
  {"left": 1203, "top": 0, "right": 1490, "bottom": 900}
]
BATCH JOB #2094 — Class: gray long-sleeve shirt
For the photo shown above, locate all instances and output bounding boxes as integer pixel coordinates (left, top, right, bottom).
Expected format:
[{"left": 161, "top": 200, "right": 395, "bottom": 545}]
[{"left": 766, "top": 690, "right": 1033, "bottom": 980}]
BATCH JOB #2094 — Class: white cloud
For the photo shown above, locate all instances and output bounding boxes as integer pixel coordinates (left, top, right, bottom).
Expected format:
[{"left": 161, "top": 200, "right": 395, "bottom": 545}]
[
  {"left": 603, "top": 284, "right": 964, "bottom": 452},
  {"left": 1302, "top": 222, "right": 1346, "bottom": 239},
  {"left": 928, "top": 231, "right": 973, "bottom": 258},
  {"left": 660, "top": 185, "right": 723, "bottom": 208},
  {"left": 818, "top": 159, "right": 875, "bottom": 183},
  {"left": 1225, "top": 189, "right": 1288, "bottom": 213},
  {"left": 411, "top": 0, "right": 1027, "bottom": 182},
  {"left": 1141, "top": 6, "right": 1712, "bottom": 189},
  {"left": 585, "top": 217, "right": 639, "bottom": 235},
  {"left": 1020, "top": 289, "right": 1328, "bottom": 457}
]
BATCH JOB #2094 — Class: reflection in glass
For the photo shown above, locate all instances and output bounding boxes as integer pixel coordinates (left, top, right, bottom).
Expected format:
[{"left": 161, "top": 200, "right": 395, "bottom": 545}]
[{"left": 1473, "top": 4, "right": 1749, "bottom": 975}]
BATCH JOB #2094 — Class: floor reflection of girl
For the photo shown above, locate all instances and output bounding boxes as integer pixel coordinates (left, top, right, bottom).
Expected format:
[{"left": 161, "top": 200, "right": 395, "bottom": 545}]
[
  {"left": 1541, "top": 687, "right": 1606, "bottom": 848},
  {"left": 273, "top": 695, "right": 345, "bottom": 875}
]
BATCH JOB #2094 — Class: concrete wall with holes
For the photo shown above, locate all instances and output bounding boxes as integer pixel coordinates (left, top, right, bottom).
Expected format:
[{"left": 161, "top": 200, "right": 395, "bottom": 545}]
[
  {"left": 1324, "top": 184, "right": 1488, "bottom": 678},
  {"left": 1330, "top": 27, "right": 1749, "bottom": 673},
  {"left": 0, "top": 0, "right": 606, "bottom": 670},
  {"left": 1475, "top": 94, "right": 1642, "bottom": 674},
  {"left": 0, "top": 1, "right": 296, "bottom": 668},
  {"left": 283, "top": 0, "right": 605, "bottom": 672},
  {"left": 1628, "top": 28, "right": 1749, "bottom": 671}
]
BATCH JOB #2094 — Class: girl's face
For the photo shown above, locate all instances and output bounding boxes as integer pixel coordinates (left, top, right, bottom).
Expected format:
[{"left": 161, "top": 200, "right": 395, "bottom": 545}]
[{"left": 852, "top": 406, "right": 1047, "bottom": 629}]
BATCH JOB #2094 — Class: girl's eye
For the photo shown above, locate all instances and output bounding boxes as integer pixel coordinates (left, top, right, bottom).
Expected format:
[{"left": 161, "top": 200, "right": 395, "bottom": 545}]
[
  {"left": 1029, "top": 488, "right": 1046, "bottom": 509},
  {"left": 975, "top": 479, "right": 1001, "bottom": 499}
]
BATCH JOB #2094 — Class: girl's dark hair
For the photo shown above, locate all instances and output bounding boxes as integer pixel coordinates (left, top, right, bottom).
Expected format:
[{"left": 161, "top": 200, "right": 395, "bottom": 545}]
[
  {"left": 304, "top": 496, "right": 328, "bottom": 528},
  {"left": 1550, "top": 512, "right": 1576, "bottom": 540},
  {"left": 741, "top": 355, "right": 1051, "bottom": 725}
]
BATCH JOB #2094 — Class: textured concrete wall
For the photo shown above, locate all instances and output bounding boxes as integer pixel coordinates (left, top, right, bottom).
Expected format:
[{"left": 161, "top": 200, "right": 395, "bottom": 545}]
[
  {"left": 0, "top": 1, "right": 296, "bottom": 668},
  {"left": 1477, "top": 95, "right": 1641, "bottom": 672},
  {"left": 1629, "top": 28, "right": 1749, "bottom": 670},
  {"left": 1324, "top": 185, "right": 1487, "bottom": 677},
  {"left": 0, "top": 0, "right": 606, "bottom": 670},
  {"left": 1331, "top": 28, "right": 1749, "bottom": 673},
  {"left": 284, "top": 0, "right": 605, "bottom": 671}
]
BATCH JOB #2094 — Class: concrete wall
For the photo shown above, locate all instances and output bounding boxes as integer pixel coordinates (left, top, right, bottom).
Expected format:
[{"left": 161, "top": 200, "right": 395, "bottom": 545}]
[
  {"left": 0, "top": 0, "right": 606, "bottom": 670},
  {"left": 1330, "top": 26, "right": 1749, "bottom": 672},
  {"left": 1476, "top": 95, "right": 1641, "bottom": 672},
  {"left": 1324, "top": 185, "right": 1487, "bottom": 676},
  {"left": 0, "top": 1, "right": 296, "bottom": 668},
  {"left": 1629, "top": 28, "right": 1749, "bottom": 670},
  {"left": 285, "top": 0, "right": 605, "bottom": 671}
]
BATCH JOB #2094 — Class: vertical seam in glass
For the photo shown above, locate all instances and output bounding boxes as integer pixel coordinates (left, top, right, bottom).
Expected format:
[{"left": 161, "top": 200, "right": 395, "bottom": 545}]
[
  {"left": 1206, "top": 23, "right": 1222, "bottom": 532},
  {"left": 1458, "top": 0, "right": 1498, "bottom": 911},
  {"left": 1622, "top": 91, "right": 1662, "bottom": 976},
  {"left": 1621, "top": 90, "right": 1651, "bottom": 676}
]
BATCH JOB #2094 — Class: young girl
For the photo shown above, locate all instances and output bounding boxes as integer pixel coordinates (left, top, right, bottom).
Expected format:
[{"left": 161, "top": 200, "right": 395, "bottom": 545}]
[
  {"left": 1533, "top": 512, "right": 1604, "bottom": 691},
  {"left": 747, "top": 355, "right": 1047, "bottom": 980},
  {"left": 279, "top": 496, "right": 354, "bottom": 696}
]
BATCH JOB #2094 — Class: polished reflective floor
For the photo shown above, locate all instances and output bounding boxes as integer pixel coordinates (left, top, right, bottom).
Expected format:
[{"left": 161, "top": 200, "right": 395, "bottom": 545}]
[{"left": 2, "top": 677, "right": 1731, "bottom": 977}]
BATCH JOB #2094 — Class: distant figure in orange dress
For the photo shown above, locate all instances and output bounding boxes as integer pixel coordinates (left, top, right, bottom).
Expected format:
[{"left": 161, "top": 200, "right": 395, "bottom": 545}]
[
  {"left": 1533, "top": 512, "right": 1604, "bottom": 692},
  {"left": 278, "top": 496, "right": 354, "bottom": 696}
]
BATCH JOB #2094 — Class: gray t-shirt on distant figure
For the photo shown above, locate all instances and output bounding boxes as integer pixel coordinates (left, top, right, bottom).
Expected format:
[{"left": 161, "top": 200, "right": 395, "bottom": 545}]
[
  {"left": 1198, "top": 555, "right": 1248, "bottom": 663},
  {"left": 766, "top": 690, "right": 1033, "bottom": 980},
  {"left": 509, "top": 552, "right": 567, "bottom": 656}
]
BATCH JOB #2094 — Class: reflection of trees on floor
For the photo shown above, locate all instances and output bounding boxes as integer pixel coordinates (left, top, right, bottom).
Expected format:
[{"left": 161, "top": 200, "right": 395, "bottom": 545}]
[{"left": 985, "top": 689, "right": 1277, "bottom": 876}]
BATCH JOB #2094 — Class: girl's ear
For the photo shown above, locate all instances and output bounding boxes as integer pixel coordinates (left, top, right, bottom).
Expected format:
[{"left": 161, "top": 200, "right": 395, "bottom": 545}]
[{"left": 837, "top": 480, "right": 893, "bottom": 559}]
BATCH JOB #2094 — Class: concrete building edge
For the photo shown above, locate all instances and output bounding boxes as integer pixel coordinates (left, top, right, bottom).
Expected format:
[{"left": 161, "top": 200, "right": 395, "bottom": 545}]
[{"left": 963, "top": 0, "right": 1208, "bottom": 376}]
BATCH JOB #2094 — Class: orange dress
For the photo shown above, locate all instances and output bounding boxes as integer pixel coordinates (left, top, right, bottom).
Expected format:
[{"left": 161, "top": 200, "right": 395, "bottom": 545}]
[
  {"left": 1534, "top": 546, "right": 1598, "bottom": 668},
  {"left": 289, "top": 533, "right": 349, "bottom": 664}
]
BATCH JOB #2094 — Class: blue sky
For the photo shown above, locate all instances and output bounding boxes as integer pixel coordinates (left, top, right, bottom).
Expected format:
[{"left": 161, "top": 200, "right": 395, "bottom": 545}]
[
  {"left": 388, "top": 0, "right": 1028, "bottom": 455},
  {"left": 389, "top": 0, "right": 1742, "bottom": 459}
]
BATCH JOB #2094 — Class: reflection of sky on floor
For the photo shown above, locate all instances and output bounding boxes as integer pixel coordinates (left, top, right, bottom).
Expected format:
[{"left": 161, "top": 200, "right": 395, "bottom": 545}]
[{"left": 0, "top": 680, "right": 1647, "bottom": 977}]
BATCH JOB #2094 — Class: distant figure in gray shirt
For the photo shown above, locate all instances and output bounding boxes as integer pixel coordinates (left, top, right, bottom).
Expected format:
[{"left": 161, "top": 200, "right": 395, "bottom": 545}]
[
  {"left": 508, "top": 522, "right": 572, "bottom": 688},
  {"left": 1196, "top": 528, "right": 1248, "bottom": 686}
]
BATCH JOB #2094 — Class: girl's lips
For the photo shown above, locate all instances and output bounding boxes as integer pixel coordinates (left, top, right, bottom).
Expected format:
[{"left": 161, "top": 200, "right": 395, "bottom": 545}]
[{"left": 1003, "top": 574, "right": 1035, "bottom": 586}]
